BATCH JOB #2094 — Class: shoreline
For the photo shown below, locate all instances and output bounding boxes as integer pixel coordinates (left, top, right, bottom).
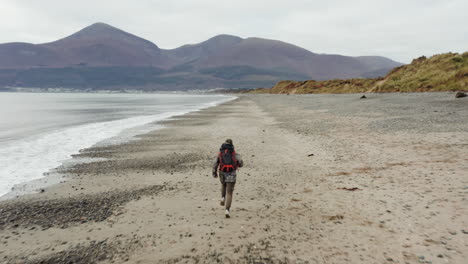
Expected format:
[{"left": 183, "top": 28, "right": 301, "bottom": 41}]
[
  {"left": 1, "top": 94, "right": 467, "bottom": 263},
  {"left": 0, "top": 94, "right": 237, "bottom": 200}
]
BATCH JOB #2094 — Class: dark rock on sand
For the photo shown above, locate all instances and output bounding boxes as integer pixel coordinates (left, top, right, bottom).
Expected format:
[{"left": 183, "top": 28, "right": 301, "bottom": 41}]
[
  {"left": 0, "top": 185, "right": 165, "bottom": 230},
  {"left": 65, "top": 152, "right": 204, "bottom": 174},
  {"left": 21, "top": 236, "right": 143, "bottom": 264},
  {"left": 455, "top": 92, "right": 467, "bottom": 98},
  {"left": 360, "top": 95, "right": 367, "bottom": 99}
]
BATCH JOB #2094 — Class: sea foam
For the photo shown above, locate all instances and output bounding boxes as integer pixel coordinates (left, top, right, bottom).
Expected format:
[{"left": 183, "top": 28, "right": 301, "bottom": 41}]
[{"left": 0, "top": 94, "right": 235, "bottom": 197}]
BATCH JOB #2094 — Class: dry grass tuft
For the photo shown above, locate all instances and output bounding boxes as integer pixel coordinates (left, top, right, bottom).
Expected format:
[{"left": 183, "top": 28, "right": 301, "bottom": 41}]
[
  {"left": 327, "top": 171, "right": 352, "bottom": 176},
  {"left": 425, "top": 159, "right": 457, "bottom": 163},
  {"left": 385, "top": 162, "right": 408, "bottom": 166},
  {"left": 352, "top": 166, "right": 375, "bottom": 173},
  {"left": 327, "top": 215, "right": 345, "bottom": 221}
]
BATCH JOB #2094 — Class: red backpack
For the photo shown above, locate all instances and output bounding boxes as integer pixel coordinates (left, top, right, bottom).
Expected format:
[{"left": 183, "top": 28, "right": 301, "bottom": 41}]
[{"left": 218, "top": 144, "right": 237, "bottom": 172}]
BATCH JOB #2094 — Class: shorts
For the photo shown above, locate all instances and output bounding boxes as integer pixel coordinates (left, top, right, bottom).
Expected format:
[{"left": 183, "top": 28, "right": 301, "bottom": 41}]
[{"left": 220, "top": 171, "right": 237, "bottom": 183}]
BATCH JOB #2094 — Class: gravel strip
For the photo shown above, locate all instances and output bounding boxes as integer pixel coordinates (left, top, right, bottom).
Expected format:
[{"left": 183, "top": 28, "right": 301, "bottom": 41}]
[
  {"left": 0, "top": 185, "right": 166, "bottom": 230},
  {"left": 5, "top": 236, "right": 143, "bottom": 264},
  {"left": 248, "top": 93, "right": 468, "bottom": 133}
]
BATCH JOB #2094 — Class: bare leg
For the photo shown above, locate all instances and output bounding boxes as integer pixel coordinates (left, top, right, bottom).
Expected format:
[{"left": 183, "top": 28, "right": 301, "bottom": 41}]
[{"left": 225, "top": 182, "right": 236, "bottom": 210}]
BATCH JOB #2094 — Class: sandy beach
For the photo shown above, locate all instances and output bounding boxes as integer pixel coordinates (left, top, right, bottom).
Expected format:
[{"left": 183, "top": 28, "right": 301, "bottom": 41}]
[{"left": 1, "top": 93, "right": 467, "bottom": 264}]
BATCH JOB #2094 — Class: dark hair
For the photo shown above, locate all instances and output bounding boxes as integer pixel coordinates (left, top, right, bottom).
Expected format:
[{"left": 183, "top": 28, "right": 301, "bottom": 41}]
[{"left": 225, "top": 139, "right": 233, "bottom": 145}]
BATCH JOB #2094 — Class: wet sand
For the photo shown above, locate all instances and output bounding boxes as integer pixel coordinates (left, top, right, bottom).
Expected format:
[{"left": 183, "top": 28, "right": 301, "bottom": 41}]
[{"left": 0, "top": 93, "right": 467, "bottom": 263}]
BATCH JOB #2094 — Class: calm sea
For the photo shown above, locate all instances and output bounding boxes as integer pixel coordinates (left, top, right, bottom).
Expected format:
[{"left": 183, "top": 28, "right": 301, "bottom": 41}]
[{"left": 0, "top": 92, "right": 234, "bottom": 197}]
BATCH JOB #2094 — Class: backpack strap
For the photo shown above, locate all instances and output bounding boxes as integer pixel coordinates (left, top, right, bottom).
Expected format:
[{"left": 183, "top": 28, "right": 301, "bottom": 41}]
[
  {"left": 232, "top": 151, "right": 238, "bottom": 170},
  {"left": 218, "top": 152, "right": 224, "bottom": 170}
]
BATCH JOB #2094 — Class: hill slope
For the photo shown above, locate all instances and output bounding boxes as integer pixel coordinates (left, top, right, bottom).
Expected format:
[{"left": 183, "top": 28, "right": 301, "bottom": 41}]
[
  {"left": 169, "top": 36, "right": 401, "bottom": 80},
  {"left": 43, "top": 23, "right": 175, "bottom": 68},
  {"left": 250, "top": 53, "right": 468, "bottom": 94},
  {"left": 0, "top": 23, "right": 175, "bottom": 69},
  {"left": 0, "top": 23, "right": 402, "bottom": 90}
]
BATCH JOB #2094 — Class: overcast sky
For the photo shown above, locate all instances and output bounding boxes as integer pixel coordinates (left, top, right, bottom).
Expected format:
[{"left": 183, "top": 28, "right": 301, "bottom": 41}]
[{"left": 1, "top": 0, "right": 466, "bottom": 63}]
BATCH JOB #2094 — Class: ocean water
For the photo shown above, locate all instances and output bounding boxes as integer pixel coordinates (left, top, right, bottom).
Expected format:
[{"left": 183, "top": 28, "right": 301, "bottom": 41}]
[{"left": 0, "top": 92, "right": 235, "bottom": 197}]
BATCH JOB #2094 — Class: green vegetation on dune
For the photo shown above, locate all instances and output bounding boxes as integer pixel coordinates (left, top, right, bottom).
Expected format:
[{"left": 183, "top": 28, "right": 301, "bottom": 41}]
[
  {"left": 375, "top": 52, "right": 468, "bottom": 92},
  {"left": 250, "top": 52, "right": 468, "bottom": 94}
]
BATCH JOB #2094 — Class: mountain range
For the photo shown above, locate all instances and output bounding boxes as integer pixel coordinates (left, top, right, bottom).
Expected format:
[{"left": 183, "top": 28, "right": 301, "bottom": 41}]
[{"left": 0, "top": 22, "right": 402, "bottom": 90}]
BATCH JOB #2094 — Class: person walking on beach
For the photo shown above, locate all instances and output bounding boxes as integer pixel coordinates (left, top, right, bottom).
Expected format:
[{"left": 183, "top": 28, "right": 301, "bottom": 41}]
[{"left": 213, "top": 139, "right": 243, "bottom": 218}]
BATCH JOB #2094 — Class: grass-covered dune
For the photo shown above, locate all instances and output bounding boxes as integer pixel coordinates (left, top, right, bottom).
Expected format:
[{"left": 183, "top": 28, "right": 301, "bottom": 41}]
[{"left": 250, "top": 52, "right": 468, "bottom": 94}]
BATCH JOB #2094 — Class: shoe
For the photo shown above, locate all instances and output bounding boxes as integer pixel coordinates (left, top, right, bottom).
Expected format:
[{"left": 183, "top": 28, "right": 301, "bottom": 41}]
[
  {"left": 220, "top": 198, "right": 225, "bottom": 206},
  {"left": 225, "top": 209, "right": 230, "bottom": 218}
]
